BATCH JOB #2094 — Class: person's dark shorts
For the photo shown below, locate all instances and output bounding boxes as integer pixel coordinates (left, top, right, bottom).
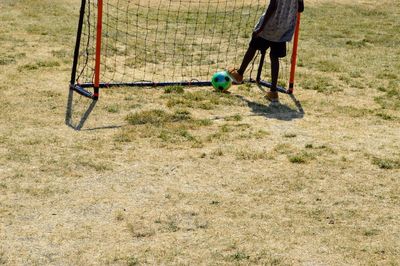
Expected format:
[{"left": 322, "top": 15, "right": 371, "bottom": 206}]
[{"left": 249, "top": 36, "right": 287, "bottom": 58}]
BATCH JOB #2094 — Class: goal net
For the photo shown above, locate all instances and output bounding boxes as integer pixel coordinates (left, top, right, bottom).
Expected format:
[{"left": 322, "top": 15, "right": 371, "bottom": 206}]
[{"left": 70, "top": 0, "right": 300, "bottom": 99}]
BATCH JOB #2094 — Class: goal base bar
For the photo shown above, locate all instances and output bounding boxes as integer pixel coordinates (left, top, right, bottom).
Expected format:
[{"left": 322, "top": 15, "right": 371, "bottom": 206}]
[
  {"left": 70, "top": 80, "right": 291, "bottom": 100},
  {"left": 70, "top": 84, "right": 95, "bottom": 99}
]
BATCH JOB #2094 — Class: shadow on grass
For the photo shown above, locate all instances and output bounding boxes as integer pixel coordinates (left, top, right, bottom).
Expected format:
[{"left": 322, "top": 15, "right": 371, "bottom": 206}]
[
  {"left": 236, "top": 88, "right": 304, "bottom": 121},
  {"left": 80, "top": 125, "right": 123, "bottom": 131},
  {"left": 65, "top": 89, "right": 123, "bottom": 131}
]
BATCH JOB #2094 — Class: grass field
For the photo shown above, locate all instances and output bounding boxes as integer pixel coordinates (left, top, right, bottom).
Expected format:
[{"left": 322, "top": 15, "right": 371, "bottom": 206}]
[{"left": 1, "top": 0, "right": 400, "bottom": 265}]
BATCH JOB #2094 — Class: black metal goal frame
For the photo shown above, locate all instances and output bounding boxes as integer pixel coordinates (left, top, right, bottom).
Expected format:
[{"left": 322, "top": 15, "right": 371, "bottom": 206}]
[{"left": 69, "top": 0, "right": 301, "bottom": 101}]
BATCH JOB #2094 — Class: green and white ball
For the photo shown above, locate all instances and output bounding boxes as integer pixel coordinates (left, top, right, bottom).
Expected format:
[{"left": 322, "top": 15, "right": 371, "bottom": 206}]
[{"left": 211, "top": 71, "right": 232, "bottom": 92}]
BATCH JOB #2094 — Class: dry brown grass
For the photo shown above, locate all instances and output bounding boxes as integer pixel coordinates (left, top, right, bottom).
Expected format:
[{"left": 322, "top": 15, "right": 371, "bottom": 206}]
[{"left": 1, "top": 0, "right": 399, "bottom": 265}]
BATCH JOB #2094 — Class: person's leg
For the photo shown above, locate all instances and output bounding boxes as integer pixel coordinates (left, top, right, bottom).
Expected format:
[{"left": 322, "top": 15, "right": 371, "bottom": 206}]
[
  {"left": 238, "top": 46, "right": 257, "bottom": 76},
  {"left": 228, "top": 46, "right": 257, "bottom": 84},
  {"left": 266, "top": 54, "right": 279, "bottom": 102},
  {"left": 270, "top": 54, "right": 279, "bottom": 92},
  {"left": 265, "top": 41, "right": 286, "bottom": 102},
  {"left": 228, "top": 37, "right": 266, "bottom": 84}
]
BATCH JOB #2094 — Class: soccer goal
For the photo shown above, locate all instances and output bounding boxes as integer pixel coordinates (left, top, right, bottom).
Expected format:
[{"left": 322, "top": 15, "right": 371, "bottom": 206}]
[{"left": 69, "top": 0, "right": 301, "bottom": 100}]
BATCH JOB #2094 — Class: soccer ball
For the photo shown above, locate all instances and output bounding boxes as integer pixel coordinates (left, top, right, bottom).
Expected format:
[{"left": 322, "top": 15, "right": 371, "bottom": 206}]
[{"left": 211, "top": 71, "right": 232, "bottom": 92}]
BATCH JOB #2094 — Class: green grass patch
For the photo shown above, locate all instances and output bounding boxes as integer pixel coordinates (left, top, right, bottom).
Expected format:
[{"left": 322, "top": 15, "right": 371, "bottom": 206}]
[
  {"left": 301, "top": 74, "right": 339, "bottom": 93},
  {"left": 288, "top": 151, "right": 315, "bottom": 164},
  {"left": 159, "top": 128, "right": 199, "bottom": 144},
  {"left": 126, "top": 109, "right": 191, "bottom": 126},
  {"left": 337, "top": 106, "right": 373, "bottom": 118},
  {"left": 106, "top": 104, "right": 120, "bottom": 113},
  {"left": 363, "top": 229, "right": 380, "bottom": 237},
  {"left": 123, "top": 109, "right": 211, "bottom": 145},
  {"left": 346, "top": 39, "right": 372, "bottom": 48},
  {"left": 206, "top": 124, "right": 238, "bottom": 142},
  {"left": 0, "top": 251, "right": 7, "bottom": 264},
  {"left": 18, "top": 60, "right": 60, "bottom": 71},
  {"left": 164, "top": 85, "right": 184, "bottom": 94},
  {"left": 224, "top": 114, "right": 243, "bottom": 121},
  {"left": 273, "top": 143, "right": 296, "bottom": 155},
  {"left": 51, "top": 49, "right": 68, "bottom": 59},
  {"left": 164, "top": 90, "right": 242, "bottom": 110},
  {"left": 235, "top": 149, "right": 273, "bottom": 161},
  {"left": 374, "top": 87, "right": 400, "bottom": 110},
  {"left": 372, "top": 157, "right": 400, "bottom": 170},
  {"left": 0, "top": 55, "right": 16, "bottom": 65},
  {"left": 283, "top": 133, "right": 297, "bottom": 138},
  {"left": 376, "top": 72, "right": 398, "bottom": 80},
  {"left": 376, "top": 112, "right": 397, "bottom": 121},
  {"left": 315, "top": 59, "right": 343, "bottom": 73},
  {"left": 230, "top": 251, "right": 250, "bottom": 261}
]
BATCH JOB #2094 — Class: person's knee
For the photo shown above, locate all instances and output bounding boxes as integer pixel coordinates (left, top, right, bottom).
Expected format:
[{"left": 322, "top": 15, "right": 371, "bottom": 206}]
[
  {"left": 247, "top": 46, "right": 257, "bottom": 55},
  {"left": 269, "top": 54, "right": 279, "bottom": 63}
]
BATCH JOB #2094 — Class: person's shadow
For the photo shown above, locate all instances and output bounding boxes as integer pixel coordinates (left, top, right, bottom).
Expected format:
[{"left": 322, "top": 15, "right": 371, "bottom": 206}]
[{"left": 235, "top": 85, "right": 304, "bottom": 121}]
